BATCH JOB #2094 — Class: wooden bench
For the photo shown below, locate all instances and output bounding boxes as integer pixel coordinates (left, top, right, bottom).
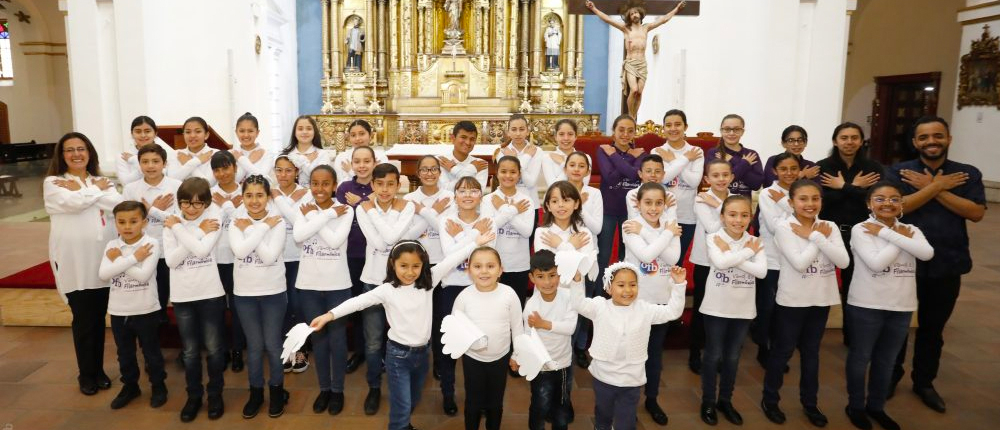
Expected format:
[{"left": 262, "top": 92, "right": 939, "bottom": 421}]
[{"left": 0, "top": 174, "right": 20, "bottom": 197}]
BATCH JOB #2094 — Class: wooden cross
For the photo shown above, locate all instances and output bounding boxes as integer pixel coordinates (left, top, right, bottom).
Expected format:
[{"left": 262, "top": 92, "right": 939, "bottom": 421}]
[{"left": 568, "top": 0, "right": 700, "bottom": 16}]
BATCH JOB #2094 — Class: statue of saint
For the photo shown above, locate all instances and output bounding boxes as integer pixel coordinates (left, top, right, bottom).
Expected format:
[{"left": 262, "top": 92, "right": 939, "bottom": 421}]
[
  {"left": 444, "top": 0, "right": 462, "bottom": 33},
  {"left": 586, "top": 0, "right": 686, "bottom": 118},
  {"left": 345, "top": 18, "right": 365, "bottom": 70},
  {"left": 544, "top": 20, "right": 562, "bottom": 70}
]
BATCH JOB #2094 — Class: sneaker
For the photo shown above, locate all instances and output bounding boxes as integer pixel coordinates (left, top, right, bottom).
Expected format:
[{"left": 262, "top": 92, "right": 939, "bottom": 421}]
[
  {"left": 110, "top": 384, "right": 141, "bottom": 410},
  {"left": 292, "top": 351, "right": 309, "bottom": 373},
  {"left": 283, "top": 358, "right": 293, "bottom": 373}
]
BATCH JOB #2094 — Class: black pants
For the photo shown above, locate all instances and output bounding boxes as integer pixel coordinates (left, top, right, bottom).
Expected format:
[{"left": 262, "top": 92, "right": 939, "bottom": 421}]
[
  {"left": 499, "top": 270, "right": 529, "bottom": 309},
  {"left": 433, "top": 285, "right": 468, "bottom": 397},
  {"left": 462, "top": 355, "right": 508, "bottom": 430},
  {"left": 894, "top": 274, "right": 961, "bottom": 388},
  {"left": 348, "top": 257, "right": 366, "bottom": 355},
  {"left": 762, "top": 305, "right": 830, "bottom": 407},
  {"left": 529, "top": 367, "right": 573, "bottom": 430},
  {"left": 689, "top": 264, "right": 710, "bottom": 354},
  {"left": 111, "top": 312, "right": 166, "bottom": 386},
  {"left": 67, "top": 288, "right": 109, "bottom": 385},
  {"left": 644, "top": 322, "right": 669, "bottom": 399},
  {"left": 838, "top": 229, "right": 856, "bottom": 343},
  {"left": 155, "top": 258, "right": 170, "bottom": 321},
  {"left": 752, "top": 269, "right": 780, "bottom": 351}
]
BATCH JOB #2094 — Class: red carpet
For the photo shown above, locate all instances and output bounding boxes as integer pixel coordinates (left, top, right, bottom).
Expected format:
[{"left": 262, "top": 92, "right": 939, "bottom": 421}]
[{"left": 0, "top": 261, "right": 56, "bottom": 289}]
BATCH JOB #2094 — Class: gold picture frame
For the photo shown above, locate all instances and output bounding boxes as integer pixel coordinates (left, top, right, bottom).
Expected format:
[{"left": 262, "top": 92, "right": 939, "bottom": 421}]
[{"left": 958, "top": 25, "right": 1000, "bottom": 110}]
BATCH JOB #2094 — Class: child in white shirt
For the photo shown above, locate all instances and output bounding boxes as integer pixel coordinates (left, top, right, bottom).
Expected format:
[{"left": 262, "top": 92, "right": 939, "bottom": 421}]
[
  {"left": 169, "top": 117, "right": 219, "bottom": 185},
  {"left": 495, "top": 114, "right": 543, "bottom": 208},
  {"left": 482, "top": 155, "right": 535, "bottom": 305},
  {"left": 333, "top": 119, "right": 389, "bottom": 185},
  {"left": 541, "top": 119, "right": 591, "bottom": 186},
  {"left": 699, "top": 195, "right": 767, "bottom": 425},
  {"left": 271, "top": 155, "right": 313, "bottom": 373},
  {"left": 403, "top": 155, "right": 454, "bottom": 264},
  {"left": 231, "top": 112, "right": 275, "bottom": 182},
  {"left": 117, "top": 115, "right": 176, "bottom": 185},
  {"left": 562, "top": 152, "right": 603, "bottom": 236},
  {"left": 653, "top": 109, "right": 705, "bottom": 264},
  {"left": 210, "top": 150, "right": 246, "bottom": 370},
  {"left": 625, "top": 155, "right": 678, "bottom": 223},
  {"left": 438, "top": 121, "right": 489, "bottom": 192},
  {"left": 282, "top": 115, "right": 334, "bottom": 186},
  {"left": 99, "top": 201, "right": 165, "bottom": 411}
]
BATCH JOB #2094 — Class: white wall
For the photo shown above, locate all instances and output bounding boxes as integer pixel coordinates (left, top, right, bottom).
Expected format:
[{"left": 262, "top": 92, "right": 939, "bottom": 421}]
[
  {"left": 605, "top": 0, "right": 854, "bottom": 163},
  {"left": 0, "top": 0, "right": 72, "bottom": 143},
  {"left": 950, "top": 2, "right": 1000, "bottom": 183},
  {"left": 62, "top": 0, "right": 299, "bottom": 174}
]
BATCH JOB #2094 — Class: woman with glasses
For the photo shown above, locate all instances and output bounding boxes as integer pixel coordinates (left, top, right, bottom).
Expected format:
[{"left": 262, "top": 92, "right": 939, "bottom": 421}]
[
  {"left": 705, "top": 114, "right": 764, "bottom": 197},
  {"left": 762, "top": 125, "right": 820, "bottom": 188},
  {"left": 44, "top": 132, "right": 123, "bottom": 395}
]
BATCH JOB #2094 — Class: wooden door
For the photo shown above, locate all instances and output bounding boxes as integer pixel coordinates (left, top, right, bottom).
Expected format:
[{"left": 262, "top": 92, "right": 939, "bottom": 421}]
[{"left": 870, "top": 72, "right": 941, "bottom": 165}]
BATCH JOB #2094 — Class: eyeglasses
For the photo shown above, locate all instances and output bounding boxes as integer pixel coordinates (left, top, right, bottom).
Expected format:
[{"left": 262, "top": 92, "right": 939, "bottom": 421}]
[
  {"left": 179, "top": 200, "right": 207, "bottom": 209},
  {"left": 419, "top": 167, "right": 440, "bottom": 174},
  {"left": 783, "top": 138, "right": 806, "bottom": 145},
  {"left": 455, "top": 188, "right": 482, "bottom": 197},
  {"left": 721, "top": 127, "right": 744, "bottom": 134},
  {"left": 63, "top": 147, "right": 88, "bottom": 154},
  {"left": 872, "top": 197, "right": 902, "bottom": 205}
]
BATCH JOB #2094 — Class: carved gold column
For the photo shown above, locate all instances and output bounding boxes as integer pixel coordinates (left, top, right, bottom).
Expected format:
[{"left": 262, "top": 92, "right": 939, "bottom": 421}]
[
  {"left": 416, "top": 2, "right": 424, "bottom": 54},
  {"left": 401, "top": 0, "right": 413, "bottom": 69},
  {"left": 366, "top": 0, "right": 375, "bottom": 73},
  {"left": 508, "top": 0, "right": 518, "bottom": 69},
  {"left": 331, "top": 0, "right": 342, "bottom": 79},
  {"left": 495, "top": 0, "right": 507, "bottom": 69},
  {"left": 530, "top": 0, "right": 541, "bottom": 77},
  {"left": 575, "top": 14, "right": 583, "bottom": 75},
  {"left": 565, "top": 14, "right": 574, "bottom": 79},
  {"left": 479, "top": 1, "right": 489, "bottom": 59},
  {"left": 322, "top": 0, "right": 330, "bottom": 78},
  {"left": 390, "top": 0, "right": 399, "bottom": 69},
  {"left": 377, "top": 0, "right": 387, "bottom": 80},
  {"left": 423, "top": 3, "right": 432, "bottom": 56},
  {"left": 518, "top": 0, "right": 528, "bottom": 78}
]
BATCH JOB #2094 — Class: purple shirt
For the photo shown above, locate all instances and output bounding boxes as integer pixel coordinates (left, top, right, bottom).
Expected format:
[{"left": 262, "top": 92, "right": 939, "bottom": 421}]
[
  {"left": 762, "top": 154, "right": 818, "bottom": 188},
  {"left": 336, "top": 178, "right": 373, "bottom": 258},
  {"left": 596, "top": 144, "right": 646, "bottom": 217},
  {"left": 705, "top": 145, "right": 764, "bottom": 197}
]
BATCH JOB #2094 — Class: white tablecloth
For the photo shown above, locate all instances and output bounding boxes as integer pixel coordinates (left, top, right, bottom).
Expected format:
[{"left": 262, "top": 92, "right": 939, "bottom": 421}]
[{"left": 386, "top": 144, "right": 499, "bottom": 158}]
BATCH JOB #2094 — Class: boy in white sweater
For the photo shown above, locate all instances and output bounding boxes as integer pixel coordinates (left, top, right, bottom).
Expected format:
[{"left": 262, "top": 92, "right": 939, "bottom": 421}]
[{"left": 99, "top": 201, "right": 165, "bottom": 411}]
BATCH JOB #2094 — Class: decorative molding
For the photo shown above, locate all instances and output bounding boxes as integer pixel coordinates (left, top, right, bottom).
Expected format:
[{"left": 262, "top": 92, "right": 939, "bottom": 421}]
[
  {"left": 957, "top": 25, "right": 1000, "bottom": 109},
  {"left": 959, "top": 1, "right": 1000, "bottom": 13},
  {"left": 961, "top": 14, "right": 1000, "bottom": 25},
  {"left": 18, "top": 42, "right": 67, "bottom": 47},
  {"left": 22, "top": 52, "right": 67, "bottom": 56}
]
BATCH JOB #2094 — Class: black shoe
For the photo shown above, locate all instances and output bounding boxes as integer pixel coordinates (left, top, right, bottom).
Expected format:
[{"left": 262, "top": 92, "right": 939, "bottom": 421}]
[
  {"left": 268, "top": 385, "right": 289, "bottom": 418},
  {"left": 845, "top": 406, "right": 872, "bottom": 430},
  {"left": 761, "top": 400, "right": 786, "bottom": 424},
  {"left": 364, "top": 388, "right": 381, "bottom": 415},
  {"left": 231, "top": 351, "right": 244, "bottom": 372},
  {"left": 313, "top": 390, "right": 331, "bottom": 413},
  {"left": 242, "top": 387, "right": 264, "bottom": 419},
  {"left": 110, "top": 384, "right": 141, "bottom": 409},
  {"left": 688, "top": 350, "right": 702, "bottom": 375},
  {"left": 97, "top": 373, "right": 112, "bottom": 390},
  {"left": 346, "top": 353, "right": 364, "bottom": 374},
  {"left": 573, "top": 349, "right": 590, "bottom": 369},
  {"left": 406, "top": 425, "right": 419, "bottom": 430},
  {"left": 443, "top": 395, "right": 458, "bottom": 416},
  {"left": 292, "top": 351, "right": 310, "bottom": 373},
  {"left": 700, "top": 401, "right": 718, "bottom": 425},
  {"left": 150, "top": 382, "right": 168, "bottom": 408},
  {"left": 913, "top": 386, "right": 946, "bottom": 413},
  {"left": 644, "top": 397, "right": 668, "bottom": 425},
  {"left": 717, "top": 400, "right": 743, "bottom": 425},
  {"left": 207, "top": 394, "right": 225, "bottom": 419},
  {"left": 181, "top": 396, "right": 202, "bottom": 422},
  {"left": 78, "top": 377, "right": 99, "bottom": 396},
  {"left": 803, "top": 406, "right": 828, "bottom": 427},
  {"left": 866, "top": 408, "right": 900, "bottom": 430},
  {"left": 328, "top": 392, "right": 344, "bottom": 415}
]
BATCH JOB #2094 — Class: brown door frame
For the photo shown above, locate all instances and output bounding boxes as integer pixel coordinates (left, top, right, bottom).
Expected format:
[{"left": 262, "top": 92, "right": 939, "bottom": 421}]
[{"left": 870, "top": 72, "right": 941, "bottom": 163}]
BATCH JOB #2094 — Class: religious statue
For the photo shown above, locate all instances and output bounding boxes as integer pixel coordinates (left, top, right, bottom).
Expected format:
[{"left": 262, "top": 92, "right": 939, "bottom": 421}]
[
  {"left": 444, "top": 0, "right": 462, "bottom": 33},
  {"left": 345, "top": 17, "right": 365, "bottom": 70},
  {"left": 586, "top": 0, "right": 686, "bottom": 118},
  {"left": 442, "top": 0, "right": 466, "bottom": 54},
  {"left": 544, "top": 19, "right": 562, "bottom": 71}
]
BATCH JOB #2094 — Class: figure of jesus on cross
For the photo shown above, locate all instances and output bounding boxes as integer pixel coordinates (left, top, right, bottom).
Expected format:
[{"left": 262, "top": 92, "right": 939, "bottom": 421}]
[{"left": 587, "top": 0, "right": 686, "bottom": 119}]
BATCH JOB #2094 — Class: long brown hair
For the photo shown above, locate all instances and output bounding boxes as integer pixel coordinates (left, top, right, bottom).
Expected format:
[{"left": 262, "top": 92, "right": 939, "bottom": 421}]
[
  {"left": 541, "top": 181, "right": 585, "bottom": 233},
  {"left": 47, "top": 132, "right": 101, "bottom": 177}
]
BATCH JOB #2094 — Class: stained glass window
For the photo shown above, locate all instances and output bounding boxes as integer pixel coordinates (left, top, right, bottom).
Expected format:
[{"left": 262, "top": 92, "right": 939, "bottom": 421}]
[{"left": 0, "top": 20, "right": 12, "bottom": 79}]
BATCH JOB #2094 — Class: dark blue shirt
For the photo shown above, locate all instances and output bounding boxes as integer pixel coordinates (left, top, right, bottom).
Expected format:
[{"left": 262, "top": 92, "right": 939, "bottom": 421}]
[
  {"left": 337, "top": 178, "right": 373, "bottom": 259},
  {"left": 886, "top": 159, "right": 986, "bottom": 277},
  {"left": 596, "top": 144, "right": 646, "bottom": 217}
]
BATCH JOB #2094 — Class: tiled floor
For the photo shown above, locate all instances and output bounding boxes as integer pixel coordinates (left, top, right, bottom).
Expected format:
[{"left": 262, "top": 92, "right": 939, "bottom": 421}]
[{"left": 1, "top": 212, "right": 999, "bottom": 429}]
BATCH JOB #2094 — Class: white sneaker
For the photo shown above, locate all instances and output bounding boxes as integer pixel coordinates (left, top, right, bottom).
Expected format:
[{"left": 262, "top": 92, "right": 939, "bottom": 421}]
[{"left": 292, "top": 351, "right": 309, "bottom": 373}]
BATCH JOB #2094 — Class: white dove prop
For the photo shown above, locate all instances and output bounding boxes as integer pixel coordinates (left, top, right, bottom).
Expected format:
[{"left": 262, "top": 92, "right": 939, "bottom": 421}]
[
  {"left": 512, "top": 328, "right": 555, "bottom": 381},
  {"left": 440, "top": 310, "right": 488, "bottom": 359}
]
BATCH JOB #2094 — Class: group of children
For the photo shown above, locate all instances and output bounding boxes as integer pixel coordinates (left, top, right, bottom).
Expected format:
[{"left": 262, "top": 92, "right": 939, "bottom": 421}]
[{"left": 43, "top": 109, "right": 938, "bottom": 430}]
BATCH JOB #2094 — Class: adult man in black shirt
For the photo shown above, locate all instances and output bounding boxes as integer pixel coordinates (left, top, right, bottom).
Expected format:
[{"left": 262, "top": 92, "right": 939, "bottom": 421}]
[
  {"left": 817, "top": 122, "right": 885, "bottom": 345},
  {"left": 886, "top": 116, "right": 986, "bottom": 413}
]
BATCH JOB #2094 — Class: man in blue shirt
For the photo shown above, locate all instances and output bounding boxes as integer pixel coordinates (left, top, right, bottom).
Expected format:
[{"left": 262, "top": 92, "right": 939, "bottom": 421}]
[{"left": 885, "top": 116, "right": 986, "bottom": 413}]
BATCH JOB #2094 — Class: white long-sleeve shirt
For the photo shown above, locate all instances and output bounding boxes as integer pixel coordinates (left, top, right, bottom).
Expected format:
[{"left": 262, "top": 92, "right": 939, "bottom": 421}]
[
  {"left": 286, "top": 146, "right": 335, "bottom": 186},
  {"left": 625, "top": 187, "right": 679, "bottom": 225},
  {"left": 332, "top": 147, "right": 389, "bottom": 186},
  {"left": 579, "top": 185, "right": 604, "bottom": 236},
  {"left": 122, "top": 176, "right": 182, "bottom": 245},
  {"left": 293, "top": 205, "right": 354, "bottom": 290},
  {"left": 228, "top": 208, "right": 287, "bottom": 296},
  {"left": 99, "top": 235, "right": 161, "bottom": 316},
  {"left": 115, "top": 138, "right": 177, "bottom": 185},
  {"left": 657, "top": 143, "right": 704, "bottom": 225},
  {"left": 522, "top": 288, "right": 578, "bottom": 371},
  {"left": 438, "top": 154, "right": 489, "bottom": 192},
  {"left": 403, "top": 188, "right": 454, "bottom": 263},
  {"left": 453, "top": 283, "right": 525, "bottom": 362},
  {"left": 757, "top": 183, "right": 794, "bottom": 270},
  {"left": 162, "top": 207, "right": 225, "bottom": 303},
  {"left": 357, "top": 200, "right": 417, "bottom": 285},
  {"left": 168, "top": 146, "right": 218, "bottom": 185},
  {"left": 533, "top": 223, "right": 599, "bottom": 281},
  {"left": 774, "top": 218, "right": 850, "bottom": 307},
  {"left": 233, "top": 144, "right": 276, "bottom": 181},
  {"left": 211, "top": 185, "right": 242, "bottom": 265},
  {"left": 437, "top": 214, "right": 498, "bottom": 286},
  {"left": 623, "top": 216, "right": 681, "bottom": 304},
  {"left": 44, "top": 174, "right": 123, "bottom": 302},
  {"left": 700, "top": 231, "right": 768, "bottom": 319},
  {"left": 569, "top": 277, "right": 686, "bottom": 387},
  {"left": 689, "top": 191, "right": 731, "bottom": 266},
  {"left": 328, "top": 241, "right": 477, "bottom": 347},
  {"left": 848, "top": 219, "right": 934, "bottom": 312},
  {"left": 496, "top": 142, "right": 544, "bottom": 208},
  {"left": 479, "top": 190, "right": 535, "bottom": 272},
  {"left": 272, "top": 185, "right": 313, "bottom": 262},
  {"left": 540, "top": 150, "right": 592, "bottom": 186}
]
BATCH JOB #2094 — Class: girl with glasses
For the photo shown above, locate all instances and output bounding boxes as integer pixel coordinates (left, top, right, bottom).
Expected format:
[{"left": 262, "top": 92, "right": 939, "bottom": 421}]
[
  {"left": 762, "top": 125, "right": 820, "bottom": 188},
  {"left": 403, "top": 155, "right": 454, "bottom": 267},
  {"left": 705, "top": 114, "right": 763, "bottom": 197}
]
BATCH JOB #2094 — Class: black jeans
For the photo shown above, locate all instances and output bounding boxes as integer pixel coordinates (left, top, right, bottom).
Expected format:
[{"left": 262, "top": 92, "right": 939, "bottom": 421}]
[
  {"left": 690, "top": 264, "right": 711, "bottom": 354},
  {"left": 529, "top": 366, "right": 573, "bottom": 430},
  {"left": 839, "top": 229, "right": 855, "bottom": 341},
  {"left": 752, "top": 269, "right": 780, "bottom": 351},
  {"left": 701, "top": 315, "right": 750, "bottom": 402},
  {"left": 155, "top": 258, "right": 170, "bottom": 321},
  {"left": 894, "top": 274, "right": 961, "bottom": 389},
  {"left": 347, "top": 257, "right": 366, "bottom": 355},
  {"left": 644, "top": 322, "right": 669, "bottom": 399},
  {"left": 462, "top": 355, "right": 508, "bottom": 430},
  {"left": 67, "top": 288, "right": 109, "bottom": 385},
  {"left": 762, "top": 305, "right": 830, "bottom": 407},
  {"left": 174, "top": 296, "right": 227, "bottom": 397},
  {"left": 111, "top": 311, "right": 166, "bottom": 387},
  {"left": 499, "top": 270, "right": 530, "bottom": 309},
  {"left": 433, "top": 285, "right": 468, "bottom": 397}
]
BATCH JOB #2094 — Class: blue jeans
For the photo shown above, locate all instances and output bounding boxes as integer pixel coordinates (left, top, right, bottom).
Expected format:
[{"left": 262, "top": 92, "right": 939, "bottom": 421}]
[
  {"left": 111, "top": 312, "right": 166, "bottom": 387},
  {"left": 174, "top": 296, "right": 227, "bottom": 397},
  {"left": 762, "top": 305, "right": 830, "bottom": 407},
  {"left": 362, "top": 283, "right": 387, "bottom": 388},
  {"left": 678, "top": 223, "right": 696, "bottom": 266},
  {"left": 845, "top": 305, "right": 911, "bottom": 411},
  {"left": 283, "top": 261, "right": 301, "bottom": 333},
  {"left": 690, "top": 264, "right": 711, "bottom": 353},
  {"left": 234, "top": 292, "right": 288, "bottom": 388},
  {"left": 529, "top": 366, "right": 573, "bottom": 430},
  {"left": 433, "top": 284, "right": 467, "bottom": 397},
  {"left": 218, "top": 264, "right": 246, "bottom": 351},
  {"left": 386, "top": 340, "right": 430, "bottom": 430},
  {"left": 644, "top": 322, "right": 669, "bottom": 399},
  {"left": 701, "top": 315, "right": 750, "bottom": 402},
  {"left": 298, "top": 288, "right": 351, "bottom": 392},
  {"left": 752, "top": 270, "right": 780, "bottom": 351},
  {"left": 593, "top": 378, "right": 640, "bottom": 430}
]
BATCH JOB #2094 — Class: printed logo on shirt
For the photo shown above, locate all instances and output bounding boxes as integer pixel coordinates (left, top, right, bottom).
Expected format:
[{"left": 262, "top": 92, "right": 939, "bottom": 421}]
[
  {"left": 111, "top": 274, "right": 150, "bottom": 292},
  {"left": 801, "top": 260, "right": 836, "bottom": 278},
  {"left": 638, "top": 259, "right": 672, "bottom": 276},
  {"left": 610, "top": 178, "right": 642, "bottom": 191},
  {"left": 665, "top": 177, "right": 680, "bottom": 189},
  {"left": 419, "top": 228, "right": 440, "bottom": 240},
  {"left": 372, "top": 246, "right": 391, "bottom": 258},
  {"left": 237, "top": 252, "right": 267, "bottom": 267},
  {"left": 180, "top": 255, "right": 214, "bottom": 269},
  {"left": 302, "top": 238, "right": 343, "bottom": 260},
  {"left": 457, "top": 259, "right": 469, "bottom": 272},
  {"left": 872, "top": 261, "right": 916, "bottom": 278},
  {"left": 712, "top": 268, "right": 755, "bottom": 288},
  {"left": 497, "top": 226, "right": 523, "bottom": 239}
]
